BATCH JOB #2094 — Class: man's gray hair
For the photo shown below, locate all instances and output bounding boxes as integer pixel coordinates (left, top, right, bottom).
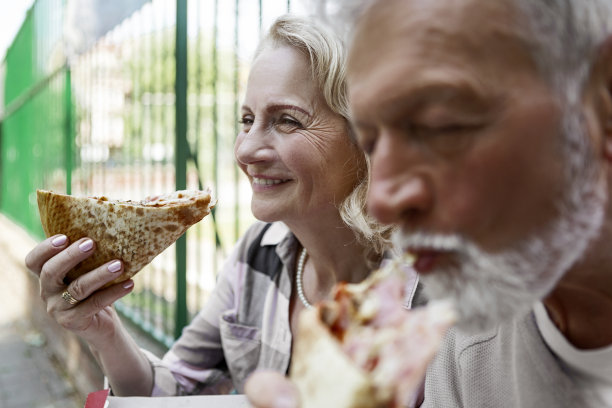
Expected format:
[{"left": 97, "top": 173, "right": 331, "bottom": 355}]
[
  {"left": 316, "top": 0, "right": 612, "bottom": 103},
  {"left": 515, "top": 0, "right": 612, "bottom": 103}
]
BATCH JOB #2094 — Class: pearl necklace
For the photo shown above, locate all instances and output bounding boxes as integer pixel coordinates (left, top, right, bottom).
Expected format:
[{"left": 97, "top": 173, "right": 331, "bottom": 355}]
[{"left": 296, "top": 247, "right": 313, "bottom": 309}]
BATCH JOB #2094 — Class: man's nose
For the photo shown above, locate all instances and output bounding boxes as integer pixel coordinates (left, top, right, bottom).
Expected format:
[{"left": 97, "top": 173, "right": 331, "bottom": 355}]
[
  {"left": 367, "top": 134, "right": 432, "bottom": 225},
  {"left": 234, "top": 126, "right": 275, "bottom": 165}
]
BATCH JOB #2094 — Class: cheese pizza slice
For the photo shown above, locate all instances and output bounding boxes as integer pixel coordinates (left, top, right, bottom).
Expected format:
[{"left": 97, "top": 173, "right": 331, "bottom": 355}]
[
  {"left": 37, "top": 189, "right": 214, "bottom": 286},
  {"left": 290, "top": 263, "right": 455, "bottom": 408}
]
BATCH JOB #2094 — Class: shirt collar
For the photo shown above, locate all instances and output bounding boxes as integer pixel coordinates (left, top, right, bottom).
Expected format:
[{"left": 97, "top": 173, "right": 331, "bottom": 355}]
[{"left": 260, "top": 222, "right": 291, "bottom": 246}]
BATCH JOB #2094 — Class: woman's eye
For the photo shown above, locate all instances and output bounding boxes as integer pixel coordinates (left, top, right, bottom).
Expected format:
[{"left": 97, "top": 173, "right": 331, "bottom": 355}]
[
  {"left": 278, "top": 115, "right": 303, "bottom": 129},
  {"left": 239, "top": 116, "right": 254, "bottom": 129}
]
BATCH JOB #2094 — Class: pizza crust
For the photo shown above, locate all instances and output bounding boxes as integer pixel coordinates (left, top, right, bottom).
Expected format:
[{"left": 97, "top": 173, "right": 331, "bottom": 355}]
[
  {"left": 290, "top": 264, "right": 456, "bottom": 408},
  {"left": 37, "top": 189, "right": 213, "bottom": 286},
  {"left": 291, "top": 308, "right": 381, "bottom": 408}
]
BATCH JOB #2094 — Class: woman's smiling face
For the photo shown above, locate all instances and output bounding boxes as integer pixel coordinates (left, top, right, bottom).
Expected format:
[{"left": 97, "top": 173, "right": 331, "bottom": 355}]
[{"left": 234, "top": 45, "right": 363, "bottom": 224}]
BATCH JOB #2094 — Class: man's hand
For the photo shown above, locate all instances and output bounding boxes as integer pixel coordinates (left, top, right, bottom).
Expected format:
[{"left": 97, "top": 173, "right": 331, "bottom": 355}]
[{"left": 245, "top": 371, "right": 300, "bottom": 408}]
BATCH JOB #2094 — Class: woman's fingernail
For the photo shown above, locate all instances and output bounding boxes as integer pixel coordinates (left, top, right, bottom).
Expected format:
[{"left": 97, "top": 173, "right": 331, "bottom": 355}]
[
  {"left": 52, "top": 235, "right": 67, "bottom": 247},
  {"left": 108, "top": 261, "right": 122, "bottom": 273},
  {"left": 123, "top": 280, "right": 134, "bottom": 289},
  {"left": 273, "top": 394, "right": 299, "bottom": 408},
  {"left": 79, "top": 239, "right": 94, "bottom": 252}
]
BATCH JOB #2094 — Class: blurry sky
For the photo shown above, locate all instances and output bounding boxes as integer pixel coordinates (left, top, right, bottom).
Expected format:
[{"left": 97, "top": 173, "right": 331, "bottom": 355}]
[{"left": 0, "top": 0, "right": 35, "bottom": 61}]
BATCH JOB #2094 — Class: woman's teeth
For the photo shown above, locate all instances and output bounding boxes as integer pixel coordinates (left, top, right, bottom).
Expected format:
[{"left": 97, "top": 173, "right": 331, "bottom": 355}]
[{"left": 252, "top": 177, "right": 287, "bottom": 185}]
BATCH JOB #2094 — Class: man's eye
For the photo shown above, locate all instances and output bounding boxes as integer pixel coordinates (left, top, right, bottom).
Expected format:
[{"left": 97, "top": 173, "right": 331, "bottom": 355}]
[
  {"left": 432, "top": 124, "right": 473, "bottom": 134},
  {"left": 352, "top": 127, "right": 377, "bottom": 155},
  {"left": 361, "top": 140, "right": 376, "bottom": 156},
  {"left": 409, "top": 122, "right": 479, "bottom": 138},
  {"left": 409, "top": 122, "right": 482, "bottom": 155},
  {"left": 356, "top": 134, "right": 376, "bottom": 156}
]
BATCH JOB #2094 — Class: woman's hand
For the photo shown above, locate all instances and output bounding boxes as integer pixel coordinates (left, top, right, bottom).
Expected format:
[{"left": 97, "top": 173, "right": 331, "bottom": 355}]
[
  {"left": 25, "top": 234, "right": 134, "bottom": 347},
  {"left": 245, "top": 371, "right": 301, "bottom": 408},
  {"left": 26, "top": 234, "right": 154, "bottom": 396}
]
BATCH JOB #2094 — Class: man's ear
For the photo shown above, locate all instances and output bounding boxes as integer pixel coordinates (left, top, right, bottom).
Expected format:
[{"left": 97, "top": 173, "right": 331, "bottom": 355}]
[{"left": 606, "top": 124, "right": 612, "bottom": 161}]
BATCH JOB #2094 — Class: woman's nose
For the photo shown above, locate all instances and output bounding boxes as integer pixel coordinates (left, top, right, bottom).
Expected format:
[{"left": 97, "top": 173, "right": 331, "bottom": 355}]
[
  {"left": 367, "top": 133, "right": 432, "bottom": 225},
  {"left": 234, "top": 126, "right": 275, "bottom": 165}
]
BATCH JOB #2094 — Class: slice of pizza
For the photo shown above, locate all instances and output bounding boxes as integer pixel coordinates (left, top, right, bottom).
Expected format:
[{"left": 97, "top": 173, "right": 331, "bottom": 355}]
[
  {"left": 290, "top": 262, "right": 455, "bottom": 408},
  {"left": 37, "top": 189, "right": 214, "bottom": 286}
]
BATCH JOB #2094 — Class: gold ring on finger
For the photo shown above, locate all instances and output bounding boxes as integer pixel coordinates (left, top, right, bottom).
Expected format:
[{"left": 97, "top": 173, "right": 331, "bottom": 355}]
[{"left": 61, "top": 290, "right": 79, "bottom": 305}]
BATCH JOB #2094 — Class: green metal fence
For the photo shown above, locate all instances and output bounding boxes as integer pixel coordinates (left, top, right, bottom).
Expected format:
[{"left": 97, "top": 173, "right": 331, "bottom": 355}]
[
  {"left": 1, "top": 0, "right": 301, "bottom": 349},
  {"left": 1, "top": 0, "right": 71, "bottom": 233}
]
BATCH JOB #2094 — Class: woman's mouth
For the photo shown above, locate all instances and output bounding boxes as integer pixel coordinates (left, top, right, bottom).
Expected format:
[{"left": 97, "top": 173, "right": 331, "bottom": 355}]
[{"left": 252, "top": 177, "right": 291, "bottom": 187}]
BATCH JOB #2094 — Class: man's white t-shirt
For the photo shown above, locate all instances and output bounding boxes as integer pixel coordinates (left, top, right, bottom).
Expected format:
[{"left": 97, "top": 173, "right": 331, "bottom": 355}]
[{"left": 534, "top": 302, "right": 612, "bottom": 406}]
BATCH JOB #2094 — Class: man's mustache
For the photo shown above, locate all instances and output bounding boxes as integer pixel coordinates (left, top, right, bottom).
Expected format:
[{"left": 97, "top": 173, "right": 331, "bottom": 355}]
[{"left": 392, "top": 230, "right": 468, "bottom": 253}]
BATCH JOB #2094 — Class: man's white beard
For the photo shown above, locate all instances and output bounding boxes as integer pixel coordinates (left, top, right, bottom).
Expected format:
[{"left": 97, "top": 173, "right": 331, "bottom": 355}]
[{"left": 393, "top": 111, "right": 607, "bottom": 334}]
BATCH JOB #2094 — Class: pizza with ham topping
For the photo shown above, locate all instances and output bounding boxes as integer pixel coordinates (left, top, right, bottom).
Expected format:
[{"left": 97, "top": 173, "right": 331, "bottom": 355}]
[
  {"left": 290, "top": 262, "right": 456, "bottom": 408},
  {"left": 37, "top": 189, "right": 214, "bottom": 286}
]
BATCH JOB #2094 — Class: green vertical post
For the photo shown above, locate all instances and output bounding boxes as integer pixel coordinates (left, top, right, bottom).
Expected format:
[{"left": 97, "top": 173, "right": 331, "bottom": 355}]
[
  {"left": 64, "top": 67, "right": 73, "bottom": 195},
  {"left": 259, "top": 0, "right": 263, "bottom": 34},
  {"left": 175, "top": 0, "right": 188, "bottom": 339},
  {"left": 233, "top": 0, "right": 240, "bottom": 242},
  {"left": 211, "top": 0, "right": 221, "bottom": 278}
]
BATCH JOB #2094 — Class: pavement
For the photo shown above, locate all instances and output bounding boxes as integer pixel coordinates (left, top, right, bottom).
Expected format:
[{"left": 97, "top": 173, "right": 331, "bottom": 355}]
[
  {"left": 0, "top": 320, "right": 83, "bottom": 408},
  {"left": 0, "top": 214, "right": 84, "bottom": 408}
]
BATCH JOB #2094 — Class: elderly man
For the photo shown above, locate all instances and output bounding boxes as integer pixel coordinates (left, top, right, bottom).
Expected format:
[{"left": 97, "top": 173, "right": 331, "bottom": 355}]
[{"left": 246, "top": 0, "right": 612, "bottom": 406}]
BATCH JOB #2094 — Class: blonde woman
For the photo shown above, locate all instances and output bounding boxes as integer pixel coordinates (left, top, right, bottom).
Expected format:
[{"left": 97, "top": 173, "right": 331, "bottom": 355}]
[{"left": 25, "top": 15, "right": 411, "bottom": 396}]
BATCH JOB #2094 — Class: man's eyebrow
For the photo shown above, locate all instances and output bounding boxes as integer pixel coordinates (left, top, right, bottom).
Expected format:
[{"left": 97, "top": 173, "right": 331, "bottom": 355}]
[
  {"left": 375, "top": 80, "right": 491, "bottom": 121},
  {"left": 410, "top": 83, "right": 485, "bottom": 106}
]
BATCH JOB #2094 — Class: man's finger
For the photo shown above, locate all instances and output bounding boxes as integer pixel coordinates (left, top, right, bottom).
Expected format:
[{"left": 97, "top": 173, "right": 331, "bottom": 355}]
[{"left": 245, "top": 371, "right": 300, "bottom": 408}]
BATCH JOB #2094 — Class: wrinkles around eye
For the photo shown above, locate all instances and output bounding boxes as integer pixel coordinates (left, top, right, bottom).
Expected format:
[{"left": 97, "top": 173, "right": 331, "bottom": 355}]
[
  {"left": 238, "top": 113, "right": 305, "bottom": 132},
  {"left": 275, "top": 116, "right": 303, "bottom": 130}
]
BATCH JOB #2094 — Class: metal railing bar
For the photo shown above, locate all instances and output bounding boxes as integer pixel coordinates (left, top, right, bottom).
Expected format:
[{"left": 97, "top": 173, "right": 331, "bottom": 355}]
[
  {"left": 185, "top": 135, "right": 223, "bottom": 249},
  {"left": 193, "top": 0, "right": 204, "bottom": 316},
  {"left": 259, "top": 0, "right": 263, "bottom": 35},
  {"left": 174, "top": 0, "right": 189, "bottom": 339},
  {"left": 233, "top": 0, "right": 240, "bottom": 243},
  {"left": 212, "top": 0, "right": 220, "bottom": 279},
  {"left": 160, "top": 0, "right": 171, "bottom": 339},
  {"left": 115, "top": 302, "right": 173, "bottom": 349},
  {"left": 64, "top": 69, "right": 73, "bottom": 195},
  {"left": 0, "top": 63, "right": 67, "bottom": 122}
]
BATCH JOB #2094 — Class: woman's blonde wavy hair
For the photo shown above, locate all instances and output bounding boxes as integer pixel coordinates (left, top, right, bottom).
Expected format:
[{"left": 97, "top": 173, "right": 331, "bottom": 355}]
[{"left": 255, "top": 14, "right": 394, "bottom": 262}]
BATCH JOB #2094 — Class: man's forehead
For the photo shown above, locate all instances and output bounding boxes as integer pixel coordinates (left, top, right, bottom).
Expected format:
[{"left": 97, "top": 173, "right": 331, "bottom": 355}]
[
  {"left": 348, "top": 0, "right": 523, "bottom": 61},
  {"left": 346, "top": 0, "right": 532, "bottom": 95}
]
